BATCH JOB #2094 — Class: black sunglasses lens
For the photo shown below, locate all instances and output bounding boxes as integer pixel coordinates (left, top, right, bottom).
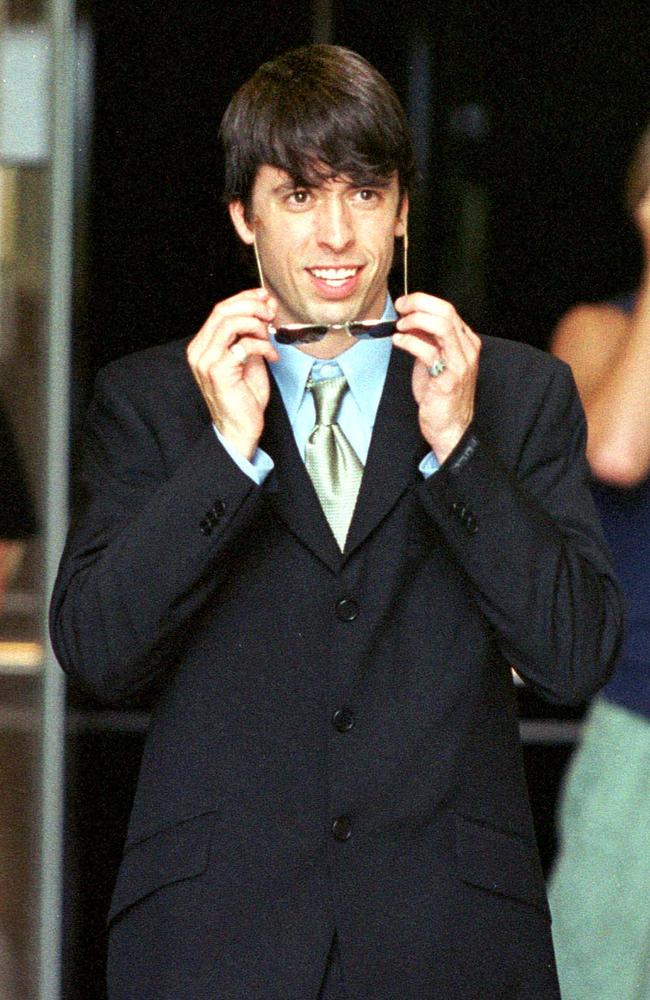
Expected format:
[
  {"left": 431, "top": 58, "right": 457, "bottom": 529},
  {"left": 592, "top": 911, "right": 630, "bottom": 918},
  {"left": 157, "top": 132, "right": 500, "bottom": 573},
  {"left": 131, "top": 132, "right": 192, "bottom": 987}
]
[
  {"left": 274, "top": 319, "right": 395, "bottom": 344},
  {"left": 348, "top": 320, "right": 397, "bottom": 338},
  {"left": 274, "top": 325, "right": 329, "bottom": 345}
]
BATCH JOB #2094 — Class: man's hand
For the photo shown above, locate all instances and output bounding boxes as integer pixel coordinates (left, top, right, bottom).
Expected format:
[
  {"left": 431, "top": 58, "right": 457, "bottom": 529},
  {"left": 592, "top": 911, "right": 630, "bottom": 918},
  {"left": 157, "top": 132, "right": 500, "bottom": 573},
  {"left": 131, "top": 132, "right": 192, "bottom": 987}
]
[
  {"left": 186, "top": 288, "right": 279, "bottom": 461},
  {"left": 393, "top": 293, "right": 481, "bottom": 464}
]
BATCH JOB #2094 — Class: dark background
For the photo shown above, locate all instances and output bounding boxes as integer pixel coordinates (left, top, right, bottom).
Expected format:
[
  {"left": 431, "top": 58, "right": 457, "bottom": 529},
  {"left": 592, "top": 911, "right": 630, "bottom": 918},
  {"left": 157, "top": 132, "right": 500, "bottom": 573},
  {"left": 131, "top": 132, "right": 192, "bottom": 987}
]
[
  {"left": 80, "top": 0, "right": 650, "bottom": 380},
  {"left": 64, "top": 2, "right": 650, "bottom": 996}
]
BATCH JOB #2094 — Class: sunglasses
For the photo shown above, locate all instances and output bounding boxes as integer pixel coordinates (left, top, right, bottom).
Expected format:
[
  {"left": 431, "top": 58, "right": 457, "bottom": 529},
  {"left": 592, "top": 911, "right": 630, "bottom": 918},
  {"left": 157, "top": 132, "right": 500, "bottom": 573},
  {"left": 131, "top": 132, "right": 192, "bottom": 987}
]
[
  {"left": 269, "top": 318, "right": 397, "bottom": 345},
  {"left": 252, "top": 219, "right": 408, "bottom": 346}
]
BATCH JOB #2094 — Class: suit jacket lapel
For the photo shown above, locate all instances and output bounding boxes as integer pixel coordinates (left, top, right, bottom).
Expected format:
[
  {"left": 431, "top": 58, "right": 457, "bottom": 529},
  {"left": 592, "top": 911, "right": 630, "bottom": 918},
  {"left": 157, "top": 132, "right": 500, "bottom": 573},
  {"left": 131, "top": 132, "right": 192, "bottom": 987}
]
[
  {"left": 345, "top": 347, "right": 428, "bottom": 556},
  {"left": 261, "top": 349, "right": 426, "bottom": 569}
]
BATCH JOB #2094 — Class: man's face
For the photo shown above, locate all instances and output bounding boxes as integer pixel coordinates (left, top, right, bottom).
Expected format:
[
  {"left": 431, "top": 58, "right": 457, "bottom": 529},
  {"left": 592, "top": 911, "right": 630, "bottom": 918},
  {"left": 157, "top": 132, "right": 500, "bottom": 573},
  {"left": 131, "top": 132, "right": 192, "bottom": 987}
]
[{"left": 229, "top": 165, "right": 407, "bottom": 328}]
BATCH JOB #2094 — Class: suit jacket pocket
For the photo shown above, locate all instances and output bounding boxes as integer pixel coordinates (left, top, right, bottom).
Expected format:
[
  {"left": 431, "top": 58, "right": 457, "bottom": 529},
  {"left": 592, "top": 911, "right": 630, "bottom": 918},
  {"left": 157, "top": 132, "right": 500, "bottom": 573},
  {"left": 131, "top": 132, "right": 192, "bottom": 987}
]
[
  {"left": 107, "top": 811, "right": 215, "bottom": 925},
  {"left": 453, "top": 812, "right": 549, "bottom": 915}
]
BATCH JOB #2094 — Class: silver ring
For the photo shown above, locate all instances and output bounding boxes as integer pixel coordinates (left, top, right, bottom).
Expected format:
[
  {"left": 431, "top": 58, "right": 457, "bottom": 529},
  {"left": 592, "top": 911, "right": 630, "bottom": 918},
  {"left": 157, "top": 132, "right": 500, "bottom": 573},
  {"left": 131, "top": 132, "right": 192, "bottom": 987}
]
[
  {"left": 229, "top": 341, "right": 247, "bottom": 363},
  {"left": 428, "top": 357, "right": 447, "bottom": 378}
]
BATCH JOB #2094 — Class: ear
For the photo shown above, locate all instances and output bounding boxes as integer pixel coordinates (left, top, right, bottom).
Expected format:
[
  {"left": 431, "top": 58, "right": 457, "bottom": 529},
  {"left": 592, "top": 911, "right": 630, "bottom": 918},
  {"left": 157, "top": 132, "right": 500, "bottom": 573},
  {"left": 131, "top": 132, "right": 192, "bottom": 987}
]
[
  {"left": 228, "top": 200, "right": 255, "bottom": 245},
  {"left": 394, "top": 193, "right": 409, "bottom": 238}
]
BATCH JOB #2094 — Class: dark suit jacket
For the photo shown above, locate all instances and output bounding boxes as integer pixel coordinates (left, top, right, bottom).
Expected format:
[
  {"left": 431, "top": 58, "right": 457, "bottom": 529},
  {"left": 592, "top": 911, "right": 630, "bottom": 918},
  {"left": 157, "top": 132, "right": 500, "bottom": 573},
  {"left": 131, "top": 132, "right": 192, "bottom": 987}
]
[{"left": 51, "top": 335, "right": 622, "bottom": 1000}]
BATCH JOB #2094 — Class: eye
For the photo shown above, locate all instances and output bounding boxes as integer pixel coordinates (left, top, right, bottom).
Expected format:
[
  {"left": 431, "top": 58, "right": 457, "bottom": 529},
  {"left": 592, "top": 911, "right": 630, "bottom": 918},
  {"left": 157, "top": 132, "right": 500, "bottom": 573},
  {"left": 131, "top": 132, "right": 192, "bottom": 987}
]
[
  {"left": 287, "top": 188, "right": 311, "bottom": 207},
  {"left": 354, "top": 188, "right": 381, "bottom": 204}
]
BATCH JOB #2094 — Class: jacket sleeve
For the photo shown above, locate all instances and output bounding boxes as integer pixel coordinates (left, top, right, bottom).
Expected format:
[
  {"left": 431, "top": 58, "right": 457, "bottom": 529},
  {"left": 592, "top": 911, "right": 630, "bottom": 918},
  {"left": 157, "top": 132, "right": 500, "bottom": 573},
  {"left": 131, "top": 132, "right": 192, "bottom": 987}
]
[
  {"left": 49, "top": 362, "right": 267, "bottom": 704},
  {"left": 416, "top": 358, "right": 624, "bottom": 705}
]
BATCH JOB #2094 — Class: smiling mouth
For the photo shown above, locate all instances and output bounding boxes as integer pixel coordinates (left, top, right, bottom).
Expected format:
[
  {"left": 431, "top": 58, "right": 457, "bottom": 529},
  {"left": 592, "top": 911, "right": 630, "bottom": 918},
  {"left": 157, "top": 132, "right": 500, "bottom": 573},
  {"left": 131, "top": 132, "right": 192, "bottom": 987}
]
[{"left": 307, "top": 266, "right": 362, "bottom": 288}]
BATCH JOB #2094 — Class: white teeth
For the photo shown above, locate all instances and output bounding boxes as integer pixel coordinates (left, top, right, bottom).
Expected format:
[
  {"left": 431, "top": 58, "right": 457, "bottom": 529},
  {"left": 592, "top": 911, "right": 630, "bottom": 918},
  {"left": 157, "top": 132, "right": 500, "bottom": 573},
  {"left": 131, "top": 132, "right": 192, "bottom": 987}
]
[{"left": 310, "top": 267, "right": 358, "bottom": 281}]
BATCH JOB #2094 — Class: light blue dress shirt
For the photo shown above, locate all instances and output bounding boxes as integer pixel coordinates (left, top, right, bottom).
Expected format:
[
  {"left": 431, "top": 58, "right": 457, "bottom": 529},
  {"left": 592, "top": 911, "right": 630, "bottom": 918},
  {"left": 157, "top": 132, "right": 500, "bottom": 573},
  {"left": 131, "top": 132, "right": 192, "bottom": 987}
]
[{"left": 215, "top": 297, "right": 440, "bottom": 483}]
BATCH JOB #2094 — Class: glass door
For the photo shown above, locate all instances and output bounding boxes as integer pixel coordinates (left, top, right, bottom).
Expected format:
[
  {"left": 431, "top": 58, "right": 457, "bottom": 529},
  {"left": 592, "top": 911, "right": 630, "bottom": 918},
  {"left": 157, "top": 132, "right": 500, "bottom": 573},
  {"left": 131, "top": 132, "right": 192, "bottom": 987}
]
[{"left": 1, "top": 0, "right": 74, "bottom": 995}]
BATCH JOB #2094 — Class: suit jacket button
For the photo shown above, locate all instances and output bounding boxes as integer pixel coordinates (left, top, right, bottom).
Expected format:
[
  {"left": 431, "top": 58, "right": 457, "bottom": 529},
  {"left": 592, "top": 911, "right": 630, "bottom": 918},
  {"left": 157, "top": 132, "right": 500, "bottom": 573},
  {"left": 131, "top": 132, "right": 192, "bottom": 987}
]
[
  {"left": 212, "top": 499, "right": 226, "bottom": 517},
  {"left": 332, "top": 816, "right": 352, "bottom": 841},
  {"left": 335, "top": 598, "right": 359, "bottom": 621},
  {"left": 450, "top": 500, "right": 467, "bottom": 520},
  {"left": 332, "top": 707, "right": 355, "bottom": 733},
  {"left": 199, "top": 518, "right": 212, "bottom": 536},
  {"left": 465, "top": 512, "right": 478, "bottom": 534}
]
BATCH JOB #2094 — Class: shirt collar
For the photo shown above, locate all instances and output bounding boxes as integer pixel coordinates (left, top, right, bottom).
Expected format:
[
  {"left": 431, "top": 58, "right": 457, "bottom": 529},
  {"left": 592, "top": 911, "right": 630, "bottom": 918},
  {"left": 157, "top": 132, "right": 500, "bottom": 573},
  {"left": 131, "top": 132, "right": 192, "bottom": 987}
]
[{"left": 270, "top": 294, "right": 396, "bottom": 425}]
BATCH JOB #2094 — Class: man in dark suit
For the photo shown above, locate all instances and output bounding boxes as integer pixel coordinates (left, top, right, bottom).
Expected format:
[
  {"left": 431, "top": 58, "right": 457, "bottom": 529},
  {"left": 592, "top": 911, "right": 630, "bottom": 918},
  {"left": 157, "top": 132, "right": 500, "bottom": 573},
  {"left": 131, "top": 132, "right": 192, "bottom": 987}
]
[{"left": 51, "top": 45, "right": 623, "bottom": 999}]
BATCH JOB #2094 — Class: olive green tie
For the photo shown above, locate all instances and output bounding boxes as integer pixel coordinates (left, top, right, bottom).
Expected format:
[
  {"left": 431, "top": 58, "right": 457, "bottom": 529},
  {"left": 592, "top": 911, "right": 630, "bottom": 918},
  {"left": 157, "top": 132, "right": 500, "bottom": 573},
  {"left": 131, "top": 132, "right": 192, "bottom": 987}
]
[{"left": 305, "top": 374, "right": 364, "bottom": 549}]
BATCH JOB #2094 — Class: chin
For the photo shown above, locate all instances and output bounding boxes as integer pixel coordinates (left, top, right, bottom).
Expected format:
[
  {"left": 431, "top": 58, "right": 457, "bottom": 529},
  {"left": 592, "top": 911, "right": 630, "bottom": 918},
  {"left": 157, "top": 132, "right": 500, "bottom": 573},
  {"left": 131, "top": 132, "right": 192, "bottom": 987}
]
[{"left": 312, "top": 300, "right": 364, "bottom": 323}]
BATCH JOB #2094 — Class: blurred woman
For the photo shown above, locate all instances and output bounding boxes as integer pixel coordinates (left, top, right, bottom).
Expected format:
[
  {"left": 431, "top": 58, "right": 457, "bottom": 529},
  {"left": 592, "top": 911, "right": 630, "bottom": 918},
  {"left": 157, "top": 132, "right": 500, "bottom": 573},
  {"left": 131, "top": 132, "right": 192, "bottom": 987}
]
[{"left": 549, "top": 122, "right": 650, "bottom": 1000}]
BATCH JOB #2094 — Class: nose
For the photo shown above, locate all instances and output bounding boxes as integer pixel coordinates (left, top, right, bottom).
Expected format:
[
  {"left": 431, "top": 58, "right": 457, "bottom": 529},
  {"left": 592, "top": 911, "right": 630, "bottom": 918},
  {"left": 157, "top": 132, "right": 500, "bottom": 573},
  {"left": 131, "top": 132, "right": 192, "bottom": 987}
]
[{"left": 315, "top": 197, "right": 354, "bottom": 252}]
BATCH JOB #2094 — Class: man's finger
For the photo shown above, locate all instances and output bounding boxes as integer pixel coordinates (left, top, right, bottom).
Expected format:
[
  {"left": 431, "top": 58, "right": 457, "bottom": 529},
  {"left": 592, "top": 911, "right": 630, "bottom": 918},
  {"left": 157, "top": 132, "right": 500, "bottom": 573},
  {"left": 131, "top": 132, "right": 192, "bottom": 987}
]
[
  {"left": 188, "top": 315, "right": 272, "bottom": 368},
  {"left": 227, "top": 335, "right": 279, "bottom": 365},
  {"left": 395, "top": 292, "right": 457, "bottom": 320},
  {"left": 392, "top": 330, "right": 451, "bottom": 373},
  {"left": 189, "top": 293, "right": 277, "bottom": 355},
  {"left": 396, "top": 310, "right": 479, "bottom": 366}
]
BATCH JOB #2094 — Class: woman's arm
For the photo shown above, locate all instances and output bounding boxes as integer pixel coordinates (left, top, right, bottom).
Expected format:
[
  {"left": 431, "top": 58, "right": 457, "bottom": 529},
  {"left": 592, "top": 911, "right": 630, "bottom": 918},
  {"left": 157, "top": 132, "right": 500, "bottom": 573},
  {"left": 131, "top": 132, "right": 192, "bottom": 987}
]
[{"left": 551, "top": 191, "right": 650, "bottom": 487}]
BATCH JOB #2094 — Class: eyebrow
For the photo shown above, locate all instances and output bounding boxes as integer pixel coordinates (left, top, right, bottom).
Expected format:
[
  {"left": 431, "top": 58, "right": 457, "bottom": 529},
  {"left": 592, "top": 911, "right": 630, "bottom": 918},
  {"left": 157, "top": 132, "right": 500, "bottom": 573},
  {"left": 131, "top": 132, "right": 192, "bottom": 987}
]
[
  {"left": 271, "top": 179, "right": 301, "bottom": 195},
  {"left": 271, "top": 174, "right": 395, "bottom": 195},
  {"left": 351, "top": 175, "right": 394, "bottom": 189}
]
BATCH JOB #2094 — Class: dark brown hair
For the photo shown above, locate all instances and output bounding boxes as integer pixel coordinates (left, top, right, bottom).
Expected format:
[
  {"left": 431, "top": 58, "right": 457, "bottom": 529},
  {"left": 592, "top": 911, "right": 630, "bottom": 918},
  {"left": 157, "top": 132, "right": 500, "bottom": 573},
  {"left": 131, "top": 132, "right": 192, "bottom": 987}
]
[{"left": 220, "top": 44, "right": 417, "bottom": 219}]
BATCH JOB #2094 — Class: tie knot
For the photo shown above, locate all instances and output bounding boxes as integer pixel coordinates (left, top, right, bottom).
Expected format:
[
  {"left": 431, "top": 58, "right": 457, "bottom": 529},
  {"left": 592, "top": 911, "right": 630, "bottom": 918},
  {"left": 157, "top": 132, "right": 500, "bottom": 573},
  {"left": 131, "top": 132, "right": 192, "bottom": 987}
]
[{"left": 308, "top": 374, "right": 348, "bottom": 426}]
